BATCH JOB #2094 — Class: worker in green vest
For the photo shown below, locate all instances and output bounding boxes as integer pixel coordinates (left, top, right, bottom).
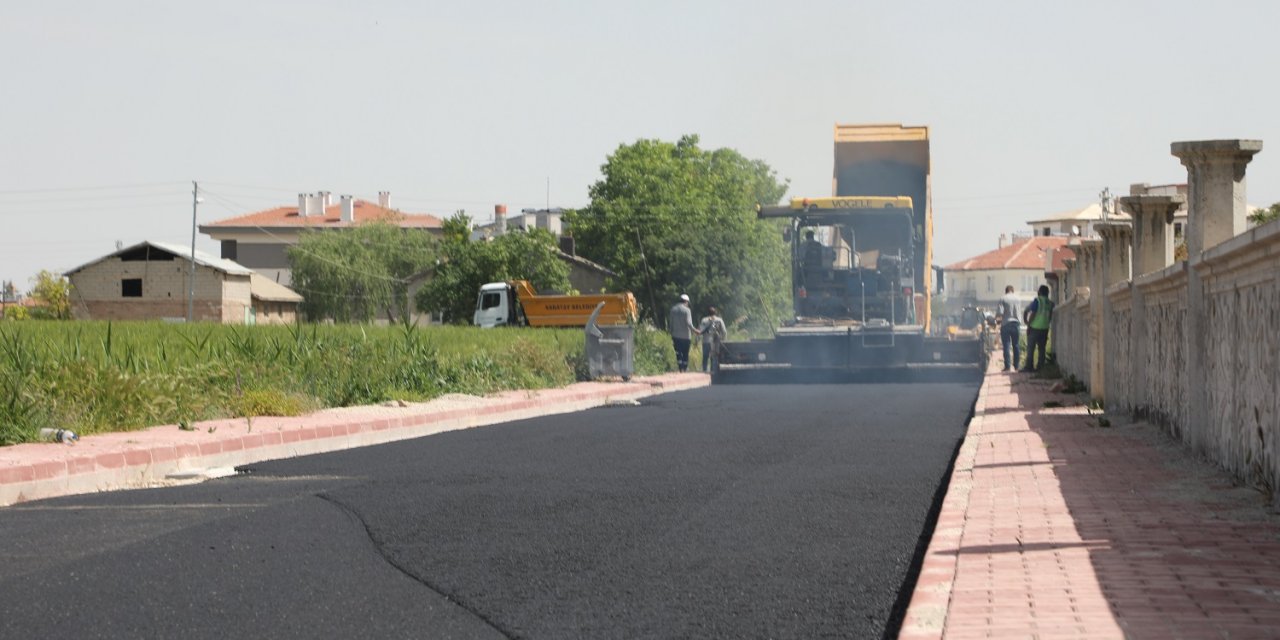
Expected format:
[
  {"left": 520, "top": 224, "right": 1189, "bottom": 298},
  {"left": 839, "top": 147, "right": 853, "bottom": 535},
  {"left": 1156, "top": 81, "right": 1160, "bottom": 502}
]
[{"left": 1021, "top": 284, "right": 1054, "bottom": 372}]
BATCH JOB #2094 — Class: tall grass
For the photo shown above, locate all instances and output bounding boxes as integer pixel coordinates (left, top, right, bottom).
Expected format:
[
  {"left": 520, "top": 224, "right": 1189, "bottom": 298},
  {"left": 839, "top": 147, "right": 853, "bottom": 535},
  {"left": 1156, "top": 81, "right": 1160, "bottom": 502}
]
[{"left": 0, "top": 321, "right": 674, "bottom": 445}]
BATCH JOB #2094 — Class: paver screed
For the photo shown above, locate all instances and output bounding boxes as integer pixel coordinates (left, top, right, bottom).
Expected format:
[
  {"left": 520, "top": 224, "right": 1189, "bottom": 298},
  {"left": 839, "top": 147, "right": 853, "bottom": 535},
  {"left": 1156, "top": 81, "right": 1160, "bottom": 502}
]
[{"left": 900, "top": 358, "right": 1280, "bottom": 639}]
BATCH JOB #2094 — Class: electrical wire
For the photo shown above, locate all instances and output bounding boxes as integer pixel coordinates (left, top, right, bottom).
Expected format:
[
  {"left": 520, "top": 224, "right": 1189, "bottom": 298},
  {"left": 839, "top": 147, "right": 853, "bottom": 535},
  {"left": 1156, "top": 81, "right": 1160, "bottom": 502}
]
[{"left": 0, "top": 181, "right": 185, "bottom": 195}]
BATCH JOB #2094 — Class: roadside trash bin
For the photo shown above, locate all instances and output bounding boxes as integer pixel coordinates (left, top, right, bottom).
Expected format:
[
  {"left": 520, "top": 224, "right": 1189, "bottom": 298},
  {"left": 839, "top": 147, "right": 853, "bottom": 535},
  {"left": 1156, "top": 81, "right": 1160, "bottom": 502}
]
[{"left": 585, "top": 302, "right": 634, "bottom": 381}]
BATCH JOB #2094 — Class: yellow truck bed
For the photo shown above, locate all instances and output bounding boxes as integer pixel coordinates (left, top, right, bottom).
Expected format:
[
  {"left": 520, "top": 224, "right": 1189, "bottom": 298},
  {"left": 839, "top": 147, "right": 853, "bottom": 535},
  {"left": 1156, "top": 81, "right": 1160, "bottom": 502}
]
[{"left": 512, "top": 280, "right": 637, "bottom": 327}]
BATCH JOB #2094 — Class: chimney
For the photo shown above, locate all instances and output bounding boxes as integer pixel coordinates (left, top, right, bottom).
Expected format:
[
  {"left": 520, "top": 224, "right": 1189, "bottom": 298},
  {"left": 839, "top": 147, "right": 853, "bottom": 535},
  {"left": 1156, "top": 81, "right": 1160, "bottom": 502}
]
[
  {"left": 340, "top": 195, "right": 355, "bottom": 223},
  {"left": 306, "top": 193, "right": 323, "bottom": 217},
  {"left": 298, "top": 193, "right": 308, "bottom": 217},
  {"left": 495, "top": 204, "right": 507, "bottom": 235},
  {"left": 378, "top": 191, "right": 390, "bottom": 208},
  {"left": 1044, "top": 246, "right": 1055, "bottom": 274},
  {"left": 998, "top": 233, "right": 1008, "bottom": 249},
  {"left": 319, "top": 190, "right": 332, "bottom": 211},
  {"left": 559, "top": 235, "right": 576, "bottom": 256}
]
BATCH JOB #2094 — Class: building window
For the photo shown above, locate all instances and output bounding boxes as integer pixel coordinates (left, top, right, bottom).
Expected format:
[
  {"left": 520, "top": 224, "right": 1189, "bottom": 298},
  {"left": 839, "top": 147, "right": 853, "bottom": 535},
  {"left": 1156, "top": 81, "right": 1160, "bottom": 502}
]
[
  {"left": 986, "top": 276, "right": 993, "bottom": 293},
  {"left": 122, "top": 278, "right": 142, "bottom": 297},
  {"left": 221, "top": 240, "right": 238, "bottom": 260},
  {"left": 1042, "top": 227, "right": 1051, "bottom": 237},
  {"left": 1174, "top": 222, "right": 1183, "bottom": 238}
]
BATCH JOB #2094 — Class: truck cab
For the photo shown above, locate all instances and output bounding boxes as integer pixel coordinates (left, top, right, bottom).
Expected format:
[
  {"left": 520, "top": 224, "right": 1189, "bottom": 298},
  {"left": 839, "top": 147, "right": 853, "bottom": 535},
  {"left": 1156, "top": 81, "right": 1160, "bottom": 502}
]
[{"left": 473, "top": 282, "right": 526, "bottom": 328}]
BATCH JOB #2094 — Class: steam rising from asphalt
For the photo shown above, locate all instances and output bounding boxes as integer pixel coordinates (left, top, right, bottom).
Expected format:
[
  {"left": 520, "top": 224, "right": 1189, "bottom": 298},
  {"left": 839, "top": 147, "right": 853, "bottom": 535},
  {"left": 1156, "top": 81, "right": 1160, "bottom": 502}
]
[{"left": 713, "top": 366, "right": 982, "bottom": 385}]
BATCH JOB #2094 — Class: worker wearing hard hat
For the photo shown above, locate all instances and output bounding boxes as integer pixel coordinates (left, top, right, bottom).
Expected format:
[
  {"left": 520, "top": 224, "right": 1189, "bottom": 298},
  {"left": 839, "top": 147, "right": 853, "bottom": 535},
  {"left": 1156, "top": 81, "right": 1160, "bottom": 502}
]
[{"left": 669, "top": 293, "right": 700, "bottom": 373}]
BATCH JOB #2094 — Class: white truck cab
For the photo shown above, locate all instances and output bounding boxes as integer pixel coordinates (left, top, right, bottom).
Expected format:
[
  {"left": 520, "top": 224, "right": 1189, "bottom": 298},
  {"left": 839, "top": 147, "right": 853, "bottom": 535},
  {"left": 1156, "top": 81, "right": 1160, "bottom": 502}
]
[{"left": 473, "top": 282, "right": 523, "bottom": 328}]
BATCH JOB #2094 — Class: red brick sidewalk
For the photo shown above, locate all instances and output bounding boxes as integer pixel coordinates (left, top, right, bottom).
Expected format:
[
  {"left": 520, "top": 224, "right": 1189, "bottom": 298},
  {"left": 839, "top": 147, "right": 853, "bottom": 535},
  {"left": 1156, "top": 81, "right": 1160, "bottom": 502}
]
[{"left": 901, "top": 359, "right": 1280, "bottom": 639}]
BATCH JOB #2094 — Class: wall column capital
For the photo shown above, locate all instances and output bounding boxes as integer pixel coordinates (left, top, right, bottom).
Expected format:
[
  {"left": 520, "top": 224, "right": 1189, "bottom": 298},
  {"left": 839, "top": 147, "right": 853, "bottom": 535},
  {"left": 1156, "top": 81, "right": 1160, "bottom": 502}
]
[
  {"left": 1061, "top": 257, "right": 1077, "bottom": 299},
  {"left": 1170, "top": 139, "right": 1263, "bottom": 255},
  {"left": 1095, "top": 223, "right": 1133, "bottom": 287},
  {"left": 1120, "top": 194, "right": 1184, "bottom": 277}
]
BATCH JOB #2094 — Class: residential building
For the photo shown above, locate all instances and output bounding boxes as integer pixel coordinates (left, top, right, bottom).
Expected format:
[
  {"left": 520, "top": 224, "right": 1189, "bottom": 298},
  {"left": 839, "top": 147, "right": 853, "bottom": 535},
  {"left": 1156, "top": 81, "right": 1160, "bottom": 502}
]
[
  {"left": 66, "top": 241, "right": 302, "bottom": 324},
  {"left": 943, "top": 236, "right": 1075, "bottom": 313},
  {"left": 200, "top": 191, "right": 443, "bottom": 286},
  {"left": 471, "top": 206, "right": 565, "bottom": 240},
  {"left": 472, "top": 204, "right": 616, "bottom": 294},
  {"left": 1026, "top": 203, "right": 1129, "bottom": 238}
]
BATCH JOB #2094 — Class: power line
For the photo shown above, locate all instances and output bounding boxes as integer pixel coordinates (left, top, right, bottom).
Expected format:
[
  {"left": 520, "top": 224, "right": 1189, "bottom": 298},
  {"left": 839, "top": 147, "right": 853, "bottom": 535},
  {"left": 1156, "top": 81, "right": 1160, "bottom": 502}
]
[
  {"left": 0, "top": 191, "right": 187, "bottom": 205},
  {"left": 0, "top": 181, "right": 184, "bottom": 195},
  {"left": 0, "top": 201, "right": 182, "bottom": 217},
  {"left": 935, "top": 187, "right": 1098, "bottom": 202}
]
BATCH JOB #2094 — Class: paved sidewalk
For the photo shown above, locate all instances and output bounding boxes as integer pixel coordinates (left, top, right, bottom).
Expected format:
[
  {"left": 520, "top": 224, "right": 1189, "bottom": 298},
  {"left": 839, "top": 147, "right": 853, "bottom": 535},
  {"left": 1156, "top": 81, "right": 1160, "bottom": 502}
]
[
  {"left": 0, "top": 372, "right": 709, "bottom": 507},
  {"left": 901, "top": 359, "right": 1280, "bottom": 639}
]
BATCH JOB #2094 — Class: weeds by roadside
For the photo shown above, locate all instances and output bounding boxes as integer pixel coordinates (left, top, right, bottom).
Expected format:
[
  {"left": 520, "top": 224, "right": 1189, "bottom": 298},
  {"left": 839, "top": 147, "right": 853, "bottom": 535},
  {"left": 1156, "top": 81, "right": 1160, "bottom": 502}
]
[{"left": 0, "top": 321, "right": 674, "bottom": 445}]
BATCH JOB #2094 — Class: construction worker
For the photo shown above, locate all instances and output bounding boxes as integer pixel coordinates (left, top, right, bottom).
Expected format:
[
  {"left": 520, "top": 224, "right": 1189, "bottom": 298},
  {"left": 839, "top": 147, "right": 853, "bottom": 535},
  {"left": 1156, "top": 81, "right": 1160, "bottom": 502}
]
[
  {"left": 1022, "top": 284, "right": 1054, "bottom": 372},
  {"left": 698, "top": 306, "right": 727, "bottom": 373}
]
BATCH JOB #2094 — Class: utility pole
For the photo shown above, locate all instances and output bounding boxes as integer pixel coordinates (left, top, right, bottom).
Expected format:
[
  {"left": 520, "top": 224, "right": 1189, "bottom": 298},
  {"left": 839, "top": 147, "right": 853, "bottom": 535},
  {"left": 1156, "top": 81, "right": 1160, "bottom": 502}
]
[
  {"left": 188, "top": 180, "right": 198, "bottom": 323},
  {"left": 635, "top": 227, "right": 660, "bottom": 328}
]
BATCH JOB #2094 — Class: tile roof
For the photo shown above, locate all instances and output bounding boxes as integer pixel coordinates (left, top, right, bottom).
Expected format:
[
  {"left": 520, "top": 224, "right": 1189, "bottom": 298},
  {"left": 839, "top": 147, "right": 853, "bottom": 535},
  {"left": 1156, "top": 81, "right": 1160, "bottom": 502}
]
[
  {"left": 945, "top": 236, "right": 1076, "bottom": 272},
  {"left": 202, "top": 199, "right": 442, "bottom": 229}
]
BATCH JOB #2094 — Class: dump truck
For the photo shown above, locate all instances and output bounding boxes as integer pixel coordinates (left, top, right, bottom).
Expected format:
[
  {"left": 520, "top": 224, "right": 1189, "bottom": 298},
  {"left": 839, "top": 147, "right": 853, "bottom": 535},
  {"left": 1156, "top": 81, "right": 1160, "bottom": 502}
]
[
  {"left": 716, "top": 124, "right": 985, "bottom": 381},
  {"left": 473, "top": 280, "right": 638, "bottom": 328}
]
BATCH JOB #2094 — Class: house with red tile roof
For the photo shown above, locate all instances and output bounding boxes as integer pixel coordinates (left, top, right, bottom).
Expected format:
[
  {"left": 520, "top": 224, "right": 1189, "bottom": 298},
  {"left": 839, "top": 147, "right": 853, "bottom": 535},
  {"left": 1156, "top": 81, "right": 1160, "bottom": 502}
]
[
  {"left": 199, "top": 191, "right": 443, "bottom": 286},
  {"left": 943, "top": 236, "right": 1075, "bottom": 312}
]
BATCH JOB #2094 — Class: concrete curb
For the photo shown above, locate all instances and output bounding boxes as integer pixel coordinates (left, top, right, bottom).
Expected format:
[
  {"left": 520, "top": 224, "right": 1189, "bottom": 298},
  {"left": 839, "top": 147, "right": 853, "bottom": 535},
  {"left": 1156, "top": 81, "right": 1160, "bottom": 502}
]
[
  {"left": 898, "top": 356, "right": 993, "bottom": 639},
  {"left": 0, "top": 373, "right": 709, "bottom": 507}
]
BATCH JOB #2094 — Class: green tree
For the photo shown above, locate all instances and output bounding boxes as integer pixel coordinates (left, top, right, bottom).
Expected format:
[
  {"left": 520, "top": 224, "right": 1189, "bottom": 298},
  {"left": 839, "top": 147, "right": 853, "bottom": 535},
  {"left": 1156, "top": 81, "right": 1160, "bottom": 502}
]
[
  {"left": 1248, "top": 202, "right": 1280, "bottom": 226},
  {"left": 28, "top": 270, "right": 73, "bottom": 319},
  {"left": 564, "top": 135, "right": 790, "bottom": 333},
  {"left": 416, "top": 216, "right": 571, "bottom": 324},
  {"left": 288, "top": 219, "right": 436, "bottom": 323}
]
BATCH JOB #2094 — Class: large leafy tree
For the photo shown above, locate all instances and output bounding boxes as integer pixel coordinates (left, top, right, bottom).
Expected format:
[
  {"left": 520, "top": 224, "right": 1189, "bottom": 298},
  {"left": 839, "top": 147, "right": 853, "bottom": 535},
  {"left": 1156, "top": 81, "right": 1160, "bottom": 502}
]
[
  {"left": 564, "top": 135, "right": 790, "bottom": 333},
  {"left": 28, "top": 270, "right": 73, "bottom": 319},
  {"left": 288, "top": 219, "right": 436, "bottom": 323},
  {"left": 416, "top": 213, "right": 571, "bottom": 323}
]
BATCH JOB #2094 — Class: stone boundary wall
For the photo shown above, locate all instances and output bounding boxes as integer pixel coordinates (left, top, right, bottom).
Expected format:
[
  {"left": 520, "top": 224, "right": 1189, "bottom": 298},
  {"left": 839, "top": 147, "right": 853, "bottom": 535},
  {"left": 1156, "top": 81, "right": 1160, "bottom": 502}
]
[
  {"left": 1052, "top": 138, "right": 1278, "bottom": 500},
  {"left": 1200, "top": 223, "right": 1280, "bottom": 493}
]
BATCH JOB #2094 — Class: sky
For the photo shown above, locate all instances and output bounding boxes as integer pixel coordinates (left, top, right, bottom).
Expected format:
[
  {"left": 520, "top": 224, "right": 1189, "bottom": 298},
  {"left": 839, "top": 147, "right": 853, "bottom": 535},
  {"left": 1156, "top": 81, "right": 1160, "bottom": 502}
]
[{"left": 3, "top": 0, "right": 1279, "bottom": 288}]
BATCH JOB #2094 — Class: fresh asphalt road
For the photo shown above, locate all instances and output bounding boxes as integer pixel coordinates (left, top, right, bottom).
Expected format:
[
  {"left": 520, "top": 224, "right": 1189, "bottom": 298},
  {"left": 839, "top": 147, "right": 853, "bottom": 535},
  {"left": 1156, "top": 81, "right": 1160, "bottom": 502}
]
[{"left": 0, "top": 382, "right": 978, "bottom": 639}]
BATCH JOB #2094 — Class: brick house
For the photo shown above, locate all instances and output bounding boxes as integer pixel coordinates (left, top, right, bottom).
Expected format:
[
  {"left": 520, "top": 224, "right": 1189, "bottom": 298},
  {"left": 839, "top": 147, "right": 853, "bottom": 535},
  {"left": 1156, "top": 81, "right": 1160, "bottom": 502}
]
[
  {"left": 66, "top": 241, "right": 302, "bottom": 324},
  {"left": 199, "top": 191, "right": 443, "bottom": 286}
]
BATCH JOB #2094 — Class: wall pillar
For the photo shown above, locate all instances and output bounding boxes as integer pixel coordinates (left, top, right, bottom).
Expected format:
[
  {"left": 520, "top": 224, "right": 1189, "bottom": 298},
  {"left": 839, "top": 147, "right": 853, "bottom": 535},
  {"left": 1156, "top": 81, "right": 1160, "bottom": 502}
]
[
  {"left": 1061, "top": 258, "right": 1077, "bottom": 300},
  {"left": 1119, "top": 195, "right": 1184, "bottom": 419},
  {"left": 1170, "top": 139, "right": 1263, "bottom": 453},
  {"left": 1057, "top": 257, "right": 1078, "bottom": 375},
  {"left": 1096, "top": 223, "right": 1133, "bottom": 408},
  {"left": 1120, "top": 195, "right": 1184, "bottom": 278},
  {"left": 1071, "top": 240, "right": 1102, "bottom": 394}
]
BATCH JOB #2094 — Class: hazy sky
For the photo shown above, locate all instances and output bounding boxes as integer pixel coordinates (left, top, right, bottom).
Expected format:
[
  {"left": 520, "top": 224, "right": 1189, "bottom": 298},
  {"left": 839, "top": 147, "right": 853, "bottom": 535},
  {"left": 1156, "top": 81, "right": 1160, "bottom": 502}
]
[{"left": 3, "top": 0, "right": 1278, "bottom": 287}]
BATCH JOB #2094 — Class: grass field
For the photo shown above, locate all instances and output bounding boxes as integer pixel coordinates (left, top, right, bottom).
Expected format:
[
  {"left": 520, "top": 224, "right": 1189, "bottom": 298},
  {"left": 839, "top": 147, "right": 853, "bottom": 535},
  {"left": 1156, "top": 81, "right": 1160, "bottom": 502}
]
[{"left": 0, "top": 321, "right": 676, "bottom": 445}]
